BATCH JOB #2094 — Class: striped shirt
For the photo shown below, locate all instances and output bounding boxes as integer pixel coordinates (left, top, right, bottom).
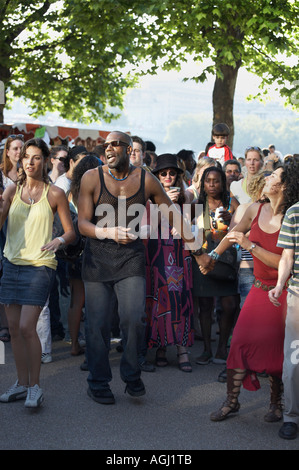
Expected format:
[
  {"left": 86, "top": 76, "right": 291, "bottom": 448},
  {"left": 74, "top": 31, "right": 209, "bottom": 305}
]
[{"left": 277, "top": 202, "right": 299, "bottom": 290}]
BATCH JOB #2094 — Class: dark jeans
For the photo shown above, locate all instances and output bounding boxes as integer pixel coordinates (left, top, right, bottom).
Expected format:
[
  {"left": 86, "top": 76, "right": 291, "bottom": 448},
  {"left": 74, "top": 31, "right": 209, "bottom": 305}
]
[
  {"left": 84, "top": 276, "right": 146, "bottom": 391},
  {"left": 49, "top": 258, "right": 70, "bottom": 338},
  {"left": 238, "top": 267, "right": 254, "bottom": 308}
]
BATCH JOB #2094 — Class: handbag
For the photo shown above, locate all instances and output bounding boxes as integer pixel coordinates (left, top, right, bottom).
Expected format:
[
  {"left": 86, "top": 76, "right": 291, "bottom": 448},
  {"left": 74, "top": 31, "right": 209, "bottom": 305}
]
[
  {"left": 203, "top": 201, "right": 238, "bottom": 281},
  {"left": 52, "top": 210, "right": 85, "bottom": 262}
]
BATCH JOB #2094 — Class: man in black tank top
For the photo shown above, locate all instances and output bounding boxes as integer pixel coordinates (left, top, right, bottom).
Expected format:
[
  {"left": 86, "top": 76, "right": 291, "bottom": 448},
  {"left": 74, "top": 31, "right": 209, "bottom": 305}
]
[{"left": 78, "top": 131, "right": 206, "bottom": 404}]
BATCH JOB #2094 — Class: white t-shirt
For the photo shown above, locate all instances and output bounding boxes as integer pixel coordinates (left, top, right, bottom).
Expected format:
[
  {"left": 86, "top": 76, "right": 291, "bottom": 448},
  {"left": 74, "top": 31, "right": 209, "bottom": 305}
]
[
  {"left": 55, "top": 173, "right": 71, "bottom": 194},
  {"left": 230, "top": 178, "right": 251, "bottom": 204}
]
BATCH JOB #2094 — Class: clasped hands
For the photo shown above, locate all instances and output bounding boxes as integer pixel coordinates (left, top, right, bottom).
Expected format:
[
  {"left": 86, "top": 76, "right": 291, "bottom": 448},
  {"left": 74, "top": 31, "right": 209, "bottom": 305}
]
[
  {"left": 193, "top": 253, "right": 216, "bottom": 274},
  {"left": 193, "top": 230, "right": 247, "bottom": 275}
]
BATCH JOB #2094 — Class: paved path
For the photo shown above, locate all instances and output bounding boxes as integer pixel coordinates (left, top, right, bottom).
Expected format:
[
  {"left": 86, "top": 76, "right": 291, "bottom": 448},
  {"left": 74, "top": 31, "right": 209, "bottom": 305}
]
[{"left": 0, "top": 336, "right": 297, "bottom": 451}]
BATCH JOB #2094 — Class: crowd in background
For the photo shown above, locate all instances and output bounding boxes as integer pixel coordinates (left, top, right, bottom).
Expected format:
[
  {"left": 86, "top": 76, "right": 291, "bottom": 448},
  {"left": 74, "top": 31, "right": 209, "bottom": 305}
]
[{"left": 0, "top": 125, "right": 299, "bottom": 439}]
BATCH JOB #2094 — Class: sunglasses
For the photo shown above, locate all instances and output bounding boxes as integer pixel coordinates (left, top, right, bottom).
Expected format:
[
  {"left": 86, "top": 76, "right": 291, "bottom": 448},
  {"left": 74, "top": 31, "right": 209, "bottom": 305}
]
[
  {"left": 8, "top": 134, "right": 24, "bottom": 141},
  {"left": 53, "top": 156, "right": 67, "bottom": 162},
  {"left": 159, "top": 170, "right": 177, "bottom": 177},
  {"left": 246, "top": 146, "right": 261, "bottom": 152},
  {"left": 103, "top": 140, "right": 129, "bottom": 149}
]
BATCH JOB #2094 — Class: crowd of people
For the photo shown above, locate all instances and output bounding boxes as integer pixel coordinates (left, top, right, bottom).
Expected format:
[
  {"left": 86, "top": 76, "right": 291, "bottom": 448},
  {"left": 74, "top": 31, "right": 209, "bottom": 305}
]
[{"left": 0, "top": 125, "right": 298, "bottom": 441}]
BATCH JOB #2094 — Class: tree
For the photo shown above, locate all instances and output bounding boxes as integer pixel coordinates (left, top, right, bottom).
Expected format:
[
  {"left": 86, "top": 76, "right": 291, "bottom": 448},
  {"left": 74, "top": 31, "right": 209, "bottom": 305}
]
[
  {"left": 1, "top": 0, "right": 298, "bottom": 152},
  {"left": 0, "top": 0, "right": 146, "bottom": 123},
  {"left": 124, "top": 0, "right": 299, "bottom": 148}
]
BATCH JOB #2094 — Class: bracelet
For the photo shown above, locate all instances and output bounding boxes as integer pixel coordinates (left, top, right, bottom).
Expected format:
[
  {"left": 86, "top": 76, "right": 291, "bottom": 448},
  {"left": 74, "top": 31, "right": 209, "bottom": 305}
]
[
  {"left": 208, "top": 250, "right": 220, "bottom": 260},
  {"left": 57, "top": 236, "right": 66, "bottom": 246},
  {"left": 248, "top": 243, "right": 256, "bottom": 253}
]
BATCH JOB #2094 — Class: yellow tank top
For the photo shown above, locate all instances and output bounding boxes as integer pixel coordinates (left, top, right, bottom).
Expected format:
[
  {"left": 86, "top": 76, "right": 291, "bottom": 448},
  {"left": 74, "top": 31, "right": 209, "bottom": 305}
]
[{"left": 4, "top": 184, "right": 57, "bottom": 269}]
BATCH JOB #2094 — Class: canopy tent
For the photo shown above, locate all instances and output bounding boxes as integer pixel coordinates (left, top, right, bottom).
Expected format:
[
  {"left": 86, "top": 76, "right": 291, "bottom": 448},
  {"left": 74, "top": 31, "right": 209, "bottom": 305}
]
[{"left": 0, "top": 122, "right": 110, "bottom": 150}]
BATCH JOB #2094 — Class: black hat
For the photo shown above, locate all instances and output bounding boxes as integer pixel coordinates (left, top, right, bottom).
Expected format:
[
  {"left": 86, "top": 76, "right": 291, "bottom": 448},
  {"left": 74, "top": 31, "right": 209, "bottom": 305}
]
[
  {"left": 69, "top": 145, "right": 87, "bottom": 160},
  {"left": 152, "top": 153, "right": 183, "bottom": 174}
]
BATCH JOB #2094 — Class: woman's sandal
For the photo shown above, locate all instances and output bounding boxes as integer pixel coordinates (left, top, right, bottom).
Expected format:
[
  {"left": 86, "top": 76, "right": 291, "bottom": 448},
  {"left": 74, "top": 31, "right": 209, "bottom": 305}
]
[
  {"left": 177, "top": 352, "right": 192, "bottom": 373},
  {"left": 155, "top": 348, "right": 168, "bottom": 367},
  {"left": 210, "top": 396, "right": 240, "bottom": 421}
]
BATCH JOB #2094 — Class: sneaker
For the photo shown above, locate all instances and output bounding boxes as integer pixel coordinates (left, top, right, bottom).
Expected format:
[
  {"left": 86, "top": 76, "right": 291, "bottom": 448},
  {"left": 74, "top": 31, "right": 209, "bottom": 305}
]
[
  {"left": 139, "top": 360, "right": 156, "bottom": 373},
  {"left": 0, "top": 381, "right": 28, "bottom": 403},
  {"left": 41, "top": 353, "right": 52, "bottom": 364},
  {"left": 218, "top": 368, "right": 227, "bottom": 383},
  {"left": 80, "top": 359, "right": 88, "bottom": 371},
  {"left": 278, "top": 422, "right": 298, "bottom": 440},
  {"left": 24, "top": 385, "right": 44, "bottom": 408},
  {"left": 195, "top": 351, "right": 213, "bottom": 365},
  {"left": 212, "top": 357, "right": 227, "bottom": 365},
  {"left": 125, "top": 378, "right": 146, "bottom": 397},
  {"left": 87, "top": 387, "right": 115, "bottom": 405}
]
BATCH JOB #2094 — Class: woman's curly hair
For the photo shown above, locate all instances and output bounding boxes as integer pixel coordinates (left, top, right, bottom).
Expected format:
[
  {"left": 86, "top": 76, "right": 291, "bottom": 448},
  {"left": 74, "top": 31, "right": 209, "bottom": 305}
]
[
  {"left": 281, "top": 156, "right": 299, "bottom": 216},
  {"left": 247, "top": 170, "right": 268, "bottom": 202}
]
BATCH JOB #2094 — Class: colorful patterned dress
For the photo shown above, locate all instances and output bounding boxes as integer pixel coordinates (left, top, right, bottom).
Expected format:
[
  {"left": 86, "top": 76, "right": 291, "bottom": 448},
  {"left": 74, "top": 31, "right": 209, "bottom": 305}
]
[{"left": 145, "top": 218, "right": 194, "bottom": 349}]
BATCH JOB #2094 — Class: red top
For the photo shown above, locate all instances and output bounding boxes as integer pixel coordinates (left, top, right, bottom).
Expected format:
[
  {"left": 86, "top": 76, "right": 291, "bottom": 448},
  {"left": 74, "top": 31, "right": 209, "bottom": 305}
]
[{"left": 249, "top": 204, "right": 282, "bottom": 281}]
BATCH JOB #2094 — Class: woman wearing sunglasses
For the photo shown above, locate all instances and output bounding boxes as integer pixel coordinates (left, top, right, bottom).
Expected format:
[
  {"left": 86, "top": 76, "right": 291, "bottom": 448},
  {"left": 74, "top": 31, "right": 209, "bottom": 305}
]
[
  {"left": 144, "top": 153, "right": 194, "bottom": 372},
  {"left": 48, "top": 145, "right": 68, "bottom": 183}
]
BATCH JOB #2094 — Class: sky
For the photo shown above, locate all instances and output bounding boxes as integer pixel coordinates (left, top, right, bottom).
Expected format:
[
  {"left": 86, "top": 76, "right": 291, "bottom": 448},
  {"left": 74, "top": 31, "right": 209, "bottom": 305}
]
[{"left": 4, "top": 59, "right": 297, "bottom": 155}]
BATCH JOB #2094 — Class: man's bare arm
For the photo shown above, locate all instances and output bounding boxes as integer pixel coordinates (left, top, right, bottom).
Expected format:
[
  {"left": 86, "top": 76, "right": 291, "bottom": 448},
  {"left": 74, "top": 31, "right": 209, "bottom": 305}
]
[{"left": 269, "top": 248, "right": 294, "bottom": 306}]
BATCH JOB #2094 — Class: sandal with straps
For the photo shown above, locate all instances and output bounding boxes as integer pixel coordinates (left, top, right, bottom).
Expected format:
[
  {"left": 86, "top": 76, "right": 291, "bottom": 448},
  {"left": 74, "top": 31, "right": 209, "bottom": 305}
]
[
  {"left": 155, "top": 347, "right": 168, "bottom": 367},
  {"left": 177, "top": 347, "right": 192, "bottom": 373},
  {"left": 210, "top": 396, "right": 240, "bottom": 421},
  {"left": 210, "top": 369, "right": 245, "bottom": 421}
]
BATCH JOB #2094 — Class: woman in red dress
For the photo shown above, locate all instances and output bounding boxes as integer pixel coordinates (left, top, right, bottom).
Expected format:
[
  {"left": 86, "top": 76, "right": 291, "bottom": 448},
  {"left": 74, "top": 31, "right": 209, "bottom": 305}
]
[{"left": 205, "top": 165, "right": 299, "bottom": 423}]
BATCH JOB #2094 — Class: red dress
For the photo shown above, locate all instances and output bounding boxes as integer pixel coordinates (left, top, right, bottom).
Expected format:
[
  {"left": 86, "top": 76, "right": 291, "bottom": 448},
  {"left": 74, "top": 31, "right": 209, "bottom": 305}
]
[{"left": 227, "top": 204, "right": 287, "bottom": 391}]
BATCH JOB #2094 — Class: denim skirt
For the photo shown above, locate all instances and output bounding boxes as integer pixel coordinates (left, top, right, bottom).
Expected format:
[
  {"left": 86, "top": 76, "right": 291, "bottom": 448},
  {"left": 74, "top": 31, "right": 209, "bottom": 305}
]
[{"left": 0, "top": 258, "right": 55, "bottom": 307}]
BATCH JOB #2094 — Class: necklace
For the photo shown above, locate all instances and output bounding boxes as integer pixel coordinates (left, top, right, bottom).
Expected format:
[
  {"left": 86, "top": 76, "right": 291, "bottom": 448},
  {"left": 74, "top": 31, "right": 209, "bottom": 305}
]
[
  {"left": 26, "top": 184, "right": 43, "bottom": 205},
  {"left": 108, "top": 165, "right": 132, "bottom": 181}
]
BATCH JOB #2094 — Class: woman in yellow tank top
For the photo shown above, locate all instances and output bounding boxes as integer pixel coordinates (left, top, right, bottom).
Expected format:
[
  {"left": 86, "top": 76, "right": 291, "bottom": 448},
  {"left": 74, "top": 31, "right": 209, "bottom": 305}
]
[{"left": 0, "top": 138, "right": 75, "bottom": 409}]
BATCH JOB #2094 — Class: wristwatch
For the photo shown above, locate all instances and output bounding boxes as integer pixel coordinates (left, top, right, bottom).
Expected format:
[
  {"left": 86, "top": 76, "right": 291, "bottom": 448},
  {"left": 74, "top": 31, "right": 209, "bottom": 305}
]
[
  {"left": 248, "top": 243, "right": 256, "bottom": 253},
  {"left": 191, "top": 248, "right": 203, "bottom": 256},
  {"left": 208, "top": 250, "right": 220, "bottom": 260}
]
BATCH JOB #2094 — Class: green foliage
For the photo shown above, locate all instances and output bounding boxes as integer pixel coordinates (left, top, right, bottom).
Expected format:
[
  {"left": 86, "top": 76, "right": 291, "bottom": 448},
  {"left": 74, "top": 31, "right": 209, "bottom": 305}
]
[
  {"left": 0, "top": 0, "right": 143, "bottom": 122},
  {"left": 0, "top": 0, "right": 298, "bottom": 124},
  {"left": 128, "top": 0, "right": 299, "bottom": 109}
]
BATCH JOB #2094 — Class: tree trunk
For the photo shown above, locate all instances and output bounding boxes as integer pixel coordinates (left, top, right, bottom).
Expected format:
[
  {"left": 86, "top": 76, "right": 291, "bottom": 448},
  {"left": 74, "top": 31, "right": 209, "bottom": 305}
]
[
  {"left": 0, "top": 63, "right": 11, "bottom": 124},
  {"left": 212, "top": 63, "right": 241, "bottom": 150}
]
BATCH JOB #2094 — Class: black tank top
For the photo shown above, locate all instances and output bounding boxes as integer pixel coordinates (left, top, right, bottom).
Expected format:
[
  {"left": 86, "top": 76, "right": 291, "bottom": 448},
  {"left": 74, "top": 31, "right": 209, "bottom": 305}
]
[{"left": 82, "top": 166, "right": 146, "bottom": 282}]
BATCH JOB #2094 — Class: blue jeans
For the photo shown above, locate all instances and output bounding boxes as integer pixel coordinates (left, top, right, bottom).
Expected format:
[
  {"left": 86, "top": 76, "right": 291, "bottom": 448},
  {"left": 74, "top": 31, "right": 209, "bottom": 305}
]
[
  {"left": 238, "top": 267, "right": 254, "bottom": 308},
  {"left": 84, "top": 276, "right": 146, "bottom": 391}
]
